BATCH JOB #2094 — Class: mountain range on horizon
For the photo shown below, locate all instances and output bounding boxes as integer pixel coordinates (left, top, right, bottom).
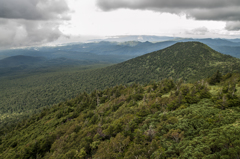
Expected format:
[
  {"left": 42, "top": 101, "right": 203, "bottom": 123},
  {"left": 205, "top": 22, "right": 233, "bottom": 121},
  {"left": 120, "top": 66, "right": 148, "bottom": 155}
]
[
  {"left": 89, "top": 35, "right": 240, "bottom": 43},
  {"left": 0, "top": 37, "right": 239, "bottom": 65}
]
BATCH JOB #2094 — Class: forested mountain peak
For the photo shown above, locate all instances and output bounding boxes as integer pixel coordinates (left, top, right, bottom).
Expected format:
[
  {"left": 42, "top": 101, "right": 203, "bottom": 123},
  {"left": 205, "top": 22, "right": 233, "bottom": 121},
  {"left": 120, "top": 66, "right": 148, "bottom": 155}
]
[
  {"left": 107, "top": 41, "right": 240, "bottom": 83},
  {"left": 145, "top": 41, "right": 229, "bottom": 59},
  {"left": 1, "top": 42, "right": 240, "bottom": 140}
]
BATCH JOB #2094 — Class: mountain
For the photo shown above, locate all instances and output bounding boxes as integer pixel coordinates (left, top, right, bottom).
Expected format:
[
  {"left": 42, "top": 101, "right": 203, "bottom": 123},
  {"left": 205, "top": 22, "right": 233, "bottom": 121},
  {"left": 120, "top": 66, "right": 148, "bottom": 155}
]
[
  {"left": 191, "top": 38, "right": 240, "bottom": 46},
  {"left": 1, "top": 38, "right": 240, "bottom": 62},
  {"left": 0, "top": 55, "right": 46, "bottom": 68},
  {"left": 81, "top": 41, "right": 176, "bottom": 56},
  {"left": 0, "top": 55, "right": 104, "bottom": 78},
  {"left": 178, "top": 38, "right": 240, "bottom": 58},
  {"left": 0, "top": 48, "right": 130, "bottom": 63},
  {"left": 1, "top": 72, "right": 240, "bottom": 158},
  {"left": 86, "top": 42, "right": 240, "bottom": 85},
  {"left": 209, "top": 45, "right": 240, "bottom": 58},
  {"left": 1, "top": 42, "right": 240, "bottom": 130},
  {"left": 227, "top": 38, "right": 240, "bottom": 43},
  {"left": 74, "top": 38, "right": 240, "bottom": 59},
  {"left": 0, "top": 41, "right": 177, "bottom": 64}
]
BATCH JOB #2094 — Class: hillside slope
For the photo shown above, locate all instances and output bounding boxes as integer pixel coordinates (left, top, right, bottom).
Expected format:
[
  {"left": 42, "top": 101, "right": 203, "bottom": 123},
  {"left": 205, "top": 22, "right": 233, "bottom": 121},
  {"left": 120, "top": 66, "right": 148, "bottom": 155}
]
[
  {"left": 1, "top": 73, "right": 240, "bottom": 158},
  {"left": 1, "top": 42, "right": 239, "bottom": 130},
  {"left": 0, "top": 55, "right": 103, "bottom": 78},
  {"left": 85, "top": 42, "right": 240, "bottom": 85},
  {"left": 0, "top": 55, "right": 46, "bottom": 68}
]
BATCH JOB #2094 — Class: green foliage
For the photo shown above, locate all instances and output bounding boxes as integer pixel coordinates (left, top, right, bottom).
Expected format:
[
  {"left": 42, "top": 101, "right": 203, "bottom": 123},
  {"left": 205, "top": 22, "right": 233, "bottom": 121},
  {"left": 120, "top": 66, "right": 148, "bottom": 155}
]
[
  {"left": 1, "top": 42, "right": 240, "bottom": 158},
  {"left": 0, "top": 74, "right": 240, "bottom": 159},
  {"left": 208, "top": 70, "right": 222, "bottom": 85},
  {"left": 1, "top": 42, "right": 240, "bottom": 131}
]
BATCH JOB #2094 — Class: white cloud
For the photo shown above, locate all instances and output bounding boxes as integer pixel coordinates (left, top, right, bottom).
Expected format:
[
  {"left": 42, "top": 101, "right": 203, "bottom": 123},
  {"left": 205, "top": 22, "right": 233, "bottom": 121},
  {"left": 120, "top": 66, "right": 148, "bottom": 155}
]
[
  {"left": 186, "top": 27, "right": 209, "bottom": 35},
  {"left": 0, "top": 19, "right": 63, "bottom": 48}
]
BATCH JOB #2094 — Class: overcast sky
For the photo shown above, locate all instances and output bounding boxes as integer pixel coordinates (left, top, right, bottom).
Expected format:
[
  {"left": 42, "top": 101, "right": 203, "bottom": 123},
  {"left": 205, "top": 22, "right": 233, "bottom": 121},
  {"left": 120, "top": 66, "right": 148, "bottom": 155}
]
[{"left": 0, "top": 0, "right": 240, "bottom": 48}]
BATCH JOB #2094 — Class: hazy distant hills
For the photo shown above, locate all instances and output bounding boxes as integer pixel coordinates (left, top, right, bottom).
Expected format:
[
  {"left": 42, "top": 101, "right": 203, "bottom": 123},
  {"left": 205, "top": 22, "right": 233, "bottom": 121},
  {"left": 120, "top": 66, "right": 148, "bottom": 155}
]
[
  {"left": 90, "top": 36, "right": 240, "bottom": 59},
  {"left": 181, "top": 38, "right": 240, "bottom": 46},
  {"left": 0, "top": 40, "right": 177, "bottom": 62},
  {"left": 179, "top": 38, "right": 240, "bottom": 58},
  {"left": 0, "top": 55, "right": 102, "bottom": 77},
  {"left": 0, "top": 37, "right": 239, "bottom": 63},
  {"left": 0, "top": 48, "right": 130, "bottom": 63},
  {"left": 228, "top": 39, "right": 240, "bottom": 43},
  {"left": 76, "top": 41, "right": 176, "bottom": 56},
  {"left": 90, "top": 35, "right": 176, "bottom": 42},
  {"left": 0, "top": 55, "right": 46, "bottom": 68}
]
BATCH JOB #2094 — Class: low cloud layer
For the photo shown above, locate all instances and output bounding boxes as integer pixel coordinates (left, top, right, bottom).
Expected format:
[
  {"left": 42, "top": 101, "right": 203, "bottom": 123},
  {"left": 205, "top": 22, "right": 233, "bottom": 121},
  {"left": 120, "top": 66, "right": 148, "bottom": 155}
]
[
  {"left": 0, "top": 0, "right": 70, "bottom": 48},
  {"left": 97, "top": 0, "right": 240, "bottom": 30}
]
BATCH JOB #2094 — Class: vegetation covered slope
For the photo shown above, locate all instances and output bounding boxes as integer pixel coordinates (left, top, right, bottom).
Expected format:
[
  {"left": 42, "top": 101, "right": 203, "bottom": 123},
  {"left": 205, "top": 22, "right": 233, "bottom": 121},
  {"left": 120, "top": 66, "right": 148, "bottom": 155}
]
[
  {"left": 106, "top": 41, "right": 239, "bottom": 83},
  {"left": 57, "top": 41, "right": 240, "bottom": 91},
  {"left": 0, "top": 64, "right": 112, "bottom": 128},
  {"left": 0, "top": 72, "right": 240, "bottom": 159},
  {"left": 0, "top": 55, "right": 103, "bottom": 77},
  {"left": 0, "top": 55, "right": 46, "bottom": 68},
  {"left": 1, "top": 42, "right": 240, "bottom": 129}
]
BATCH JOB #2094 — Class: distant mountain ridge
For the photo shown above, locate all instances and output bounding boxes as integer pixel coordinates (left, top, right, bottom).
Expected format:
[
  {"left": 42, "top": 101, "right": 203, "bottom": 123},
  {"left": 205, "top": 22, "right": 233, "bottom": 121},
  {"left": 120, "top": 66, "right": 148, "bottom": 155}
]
[
  {"left": 90, "top": 35, "right": 176, "bottom": 42},
  {"left": 0, "top": 55, "right": 104, "bottom": 77},
  {"left": 0, "top": 55, "right": 46, "bottom": 68},
  {"left": 178, "top": 38, "right": 240, "bottom": 58},
  {"left": 1, "top": 37, "right": 239, "bottom": 63}
]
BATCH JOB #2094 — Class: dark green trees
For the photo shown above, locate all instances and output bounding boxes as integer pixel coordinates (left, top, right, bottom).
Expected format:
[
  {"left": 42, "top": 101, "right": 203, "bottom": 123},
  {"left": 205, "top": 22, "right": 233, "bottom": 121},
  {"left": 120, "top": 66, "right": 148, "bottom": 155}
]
[{"left": 208, "top": 70, "right": 222, "bottom": 85}]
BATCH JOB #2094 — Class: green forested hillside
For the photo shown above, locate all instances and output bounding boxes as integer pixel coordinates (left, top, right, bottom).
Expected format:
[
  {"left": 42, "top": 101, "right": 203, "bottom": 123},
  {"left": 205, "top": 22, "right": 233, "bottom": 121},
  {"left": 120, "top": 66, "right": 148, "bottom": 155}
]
[
  {"left": 0, "top": 55, "right": 104, "bottom": 77},
  {"left": 1, "top": 72, "right": 240, "bottom": 159},
  {"left": 0, "top": 64, "right": 111, "bottom": 129},
  {"left": 0, "top": 55, "right": 46, "bottom": 68},
  {"left": 1, "top": 42, "right": 240, "bottom": 130}
]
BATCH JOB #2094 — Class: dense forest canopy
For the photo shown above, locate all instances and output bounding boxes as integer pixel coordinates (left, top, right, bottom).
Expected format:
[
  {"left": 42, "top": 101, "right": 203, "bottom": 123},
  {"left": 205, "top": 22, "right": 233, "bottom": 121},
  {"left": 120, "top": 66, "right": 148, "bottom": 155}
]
[
  {"left": 0, "top": 42, "right": 240, "bottom": 158},
  {"left": 1, "top": 42, "right": 240, "bottom": 132},
  {"left": 0, "top": 71, "right": 240, "bottom": 158}
]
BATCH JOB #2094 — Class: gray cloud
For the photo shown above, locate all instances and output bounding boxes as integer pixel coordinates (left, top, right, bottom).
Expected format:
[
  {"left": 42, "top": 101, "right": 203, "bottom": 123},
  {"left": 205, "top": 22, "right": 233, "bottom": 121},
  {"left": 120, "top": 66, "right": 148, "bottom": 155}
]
[
  {"left": 225, "top": 21, "right": 240, "bottom": 31},
  {"left": 0, "top": 19, "right": 63, "bottom": 48},
  {"left": 0, "top": 0, "right": 70, "bottom": 48},
  {"left": 97, "top": 0, "right": 240, "bottom": 30},
  {"left": 0, "top": 0, "right": 70, "bottom": 20},
  {"left": 97, "top": 0, "right": 240, "bottom": 10}
]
